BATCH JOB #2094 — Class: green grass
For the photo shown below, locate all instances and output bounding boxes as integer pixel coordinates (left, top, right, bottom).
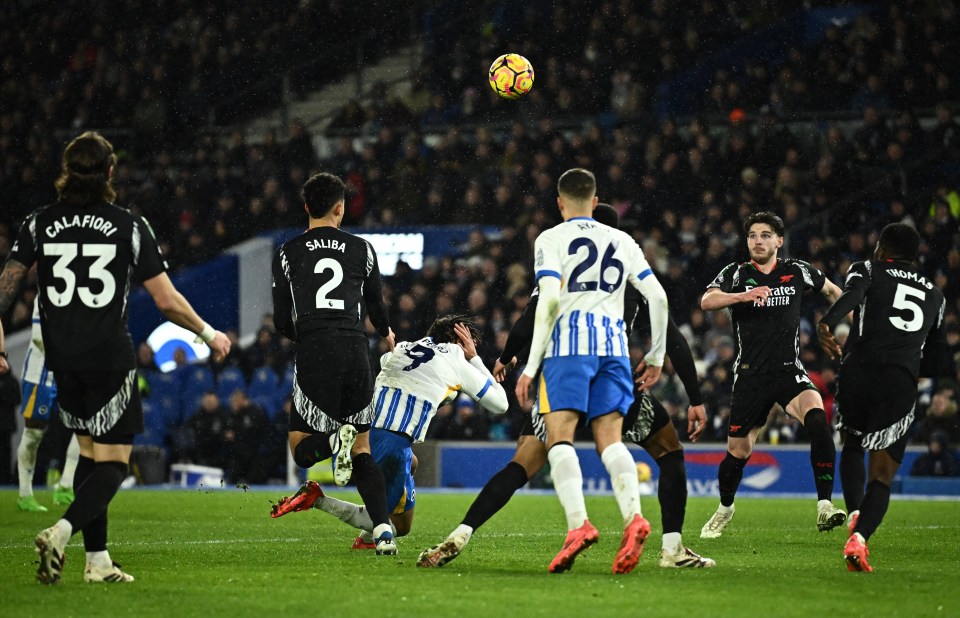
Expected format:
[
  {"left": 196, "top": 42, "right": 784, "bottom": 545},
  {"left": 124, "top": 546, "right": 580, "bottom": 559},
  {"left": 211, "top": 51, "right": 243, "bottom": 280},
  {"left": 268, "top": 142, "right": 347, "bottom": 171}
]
[{"left": 1, "top": 488, "right": 957, "bottom": 617}]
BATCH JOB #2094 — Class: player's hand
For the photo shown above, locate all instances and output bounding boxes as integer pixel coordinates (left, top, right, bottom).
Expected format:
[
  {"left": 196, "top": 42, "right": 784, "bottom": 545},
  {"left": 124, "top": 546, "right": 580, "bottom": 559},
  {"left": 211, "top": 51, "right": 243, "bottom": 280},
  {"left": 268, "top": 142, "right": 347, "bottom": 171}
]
[
  {"left": 0, "top": 355, "right": 8, "bottom": 375},
  {"left": 687, "top": 404, "right": 707, "bottom": 443},
  {"left": 455, "top": 323, "right": 477, "bottom": 360},
  {"left": 208, "top": 331, "right": 231, "bottom": 363},
  {"left": 817, "top": 322, "right": 842, "bottom": 360},
  {"left": 515, "top": 373, "right": 533, "bottom": 409},
  {"left": 741, "top": 286, "right": 771, "bottom": 305},
  {"left": 634, "top": 360, "right": 662, "bottom": 392},
  {"left": 493, "top": 357, "right": 516, "bottom": 383},
  {"left": 383, "top": 328, "right": 396, "bottom": 352}
]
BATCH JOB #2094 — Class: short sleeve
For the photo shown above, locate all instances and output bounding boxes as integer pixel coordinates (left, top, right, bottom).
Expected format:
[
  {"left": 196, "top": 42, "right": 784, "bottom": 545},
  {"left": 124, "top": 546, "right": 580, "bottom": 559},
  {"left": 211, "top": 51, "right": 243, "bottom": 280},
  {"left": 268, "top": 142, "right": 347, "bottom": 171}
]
[
  {"left": 842, "top": 261, "right": 871, "bottom": 294},
  {"left": 134, "top": 216, "right": 167, "bottom": 281},
  {"left": 626, "top": 237, "right": 654, "bottom": 281},
  {"left": 533, "top": 233, "right": 562, "bottom": 282},
  {"left": 7, "top": 213, "right": 37, "bottom": 267},
  {"left": 795, "top": 259, "right": 826, "bottom": 292},
  {"left": 706, "top": 262, "right": 738, "bottom": 293}
]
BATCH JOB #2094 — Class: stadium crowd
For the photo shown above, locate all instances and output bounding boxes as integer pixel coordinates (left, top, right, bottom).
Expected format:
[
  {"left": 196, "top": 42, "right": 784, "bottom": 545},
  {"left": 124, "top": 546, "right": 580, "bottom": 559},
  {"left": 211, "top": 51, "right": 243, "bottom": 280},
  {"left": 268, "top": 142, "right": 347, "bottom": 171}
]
[{"left": 3, "top": 1, "right": 960, "bottom": 483}]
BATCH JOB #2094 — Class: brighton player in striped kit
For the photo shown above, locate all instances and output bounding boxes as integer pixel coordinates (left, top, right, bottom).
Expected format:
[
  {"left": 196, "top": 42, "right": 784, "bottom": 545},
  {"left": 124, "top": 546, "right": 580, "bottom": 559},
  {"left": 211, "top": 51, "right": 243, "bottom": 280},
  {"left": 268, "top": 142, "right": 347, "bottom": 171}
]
[
  {"left": 515, "top": 168, "right": 669, "bottom": 574},
  {"left": 271, "top": 315, "right": 508, "bottom": 548}
]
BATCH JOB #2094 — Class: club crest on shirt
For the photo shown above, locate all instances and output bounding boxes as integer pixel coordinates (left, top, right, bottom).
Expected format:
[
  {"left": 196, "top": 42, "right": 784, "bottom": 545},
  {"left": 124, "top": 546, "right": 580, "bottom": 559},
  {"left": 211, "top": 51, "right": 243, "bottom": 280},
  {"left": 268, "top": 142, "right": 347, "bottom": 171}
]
[{"left": 536, "top": 248, "right": 544, "bottom": 267}]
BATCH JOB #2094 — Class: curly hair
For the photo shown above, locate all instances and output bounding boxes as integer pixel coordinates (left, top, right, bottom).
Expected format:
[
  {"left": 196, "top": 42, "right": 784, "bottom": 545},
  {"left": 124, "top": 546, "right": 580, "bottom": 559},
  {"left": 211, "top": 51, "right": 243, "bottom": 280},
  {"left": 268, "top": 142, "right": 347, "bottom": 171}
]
[
  {"left": 54, "top": 131, "right": 118, "bottom": 207},
  {"left": 427, "top": 313, "right": 482, "bottom": 347}
]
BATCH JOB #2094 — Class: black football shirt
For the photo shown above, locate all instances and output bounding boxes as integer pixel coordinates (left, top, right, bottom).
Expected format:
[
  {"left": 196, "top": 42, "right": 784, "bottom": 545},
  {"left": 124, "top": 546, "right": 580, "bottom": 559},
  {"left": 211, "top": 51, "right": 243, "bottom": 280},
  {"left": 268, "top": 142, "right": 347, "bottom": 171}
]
[
  {"left": 706, "top": 258, "right": 826, "bottom": 376},
  {"left": 8, "top": 201, "right": 168, "bottom": 371},
  {"left": 822, "top": 260, "right": 946, "bottom": 379},
  {"left": 272, "top": 226, "right": 390, "bottom": 341}
]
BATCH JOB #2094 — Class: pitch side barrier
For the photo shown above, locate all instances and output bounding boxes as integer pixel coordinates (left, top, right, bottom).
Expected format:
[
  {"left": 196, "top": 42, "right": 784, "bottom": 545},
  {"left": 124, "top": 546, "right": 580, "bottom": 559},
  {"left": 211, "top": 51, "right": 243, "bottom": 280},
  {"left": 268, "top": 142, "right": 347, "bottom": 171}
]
[{"left": 420, "top": 442, "right": 960, "bottom": 498}]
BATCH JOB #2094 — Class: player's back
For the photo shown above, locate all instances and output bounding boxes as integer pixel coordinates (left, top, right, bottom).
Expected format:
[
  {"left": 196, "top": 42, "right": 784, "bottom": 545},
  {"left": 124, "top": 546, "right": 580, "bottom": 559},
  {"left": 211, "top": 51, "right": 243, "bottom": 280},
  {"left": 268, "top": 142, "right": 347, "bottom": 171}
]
[
  {"left": 372, "top": 338, "right": 470, "bottom": 441},
  {"left": 23, "top": 201, "right": 155, "bottom": 371},
  {"left": 844, "top": 260, "right": 945, "bottom": 378},
  {"left": 276, "top": 226, "right": 375, "bottom": 337},
  {"left": 536, "top": 218, "right": 644, "bottom": 358}
]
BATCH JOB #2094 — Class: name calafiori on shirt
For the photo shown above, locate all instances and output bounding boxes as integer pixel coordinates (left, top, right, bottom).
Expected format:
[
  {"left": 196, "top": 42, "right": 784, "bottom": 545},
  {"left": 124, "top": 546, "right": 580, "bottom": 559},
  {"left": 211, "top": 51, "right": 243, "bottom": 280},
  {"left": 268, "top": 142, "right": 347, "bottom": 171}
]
[
  {"left": 45, "top": 214, "right": 117, "bottom": 238},
  {"left": 305, "top": 238, "right": 346, "bottom": 252}
]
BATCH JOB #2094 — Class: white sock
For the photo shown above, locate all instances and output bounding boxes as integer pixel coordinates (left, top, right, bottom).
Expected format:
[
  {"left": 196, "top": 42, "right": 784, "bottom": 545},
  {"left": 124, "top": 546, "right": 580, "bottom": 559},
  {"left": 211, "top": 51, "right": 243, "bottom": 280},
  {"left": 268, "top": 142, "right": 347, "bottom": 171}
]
[
  {"left": 358, "top": 529, "right": 374, "bottom": 543},
  {"left": 717, "top": 503, "right": 734, "bottom": 514},
  {"left": 372, "top": 523, "right": 393, "bottom": 539},
  {"left": 314, "top": 495, "right": 374, "bottom": 530},
  {"left": 451, "top": 523, "right": 473, "bottom": 541},
  {"left": 662, "top": 532, "right": 682, "bottom": 553},
  {"left": 548, "top": 444, "right": 588, "bottom": 530},
  {"left": 58, "top": 434, "right": 80, "bottom": 489},
  {"left": 54, "top": 518, "right": 73, "bottom": 540},
  {"left": 600, "top": 442, "right": 642, "bottom": 524},
  {"left": 86, "top": 550, "right": 111, "bottom": 569},
  {"left": 817, "top": 499, "right": 833, "bottom": 509},
  {"left": 17, "top": 427, "right": 45, "bottom": 498}
]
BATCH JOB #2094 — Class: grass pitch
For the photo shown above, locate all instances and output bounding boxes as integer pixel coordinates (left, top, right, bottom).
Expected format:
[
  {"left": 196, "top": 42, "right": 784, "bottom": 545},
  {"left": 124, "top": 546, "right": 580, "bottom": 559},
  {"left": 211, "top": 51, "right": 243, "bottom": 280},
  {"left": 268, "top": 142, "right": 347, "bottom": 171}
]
[{"left": 1, "top": 487, "right": 957, "bottom": 617}]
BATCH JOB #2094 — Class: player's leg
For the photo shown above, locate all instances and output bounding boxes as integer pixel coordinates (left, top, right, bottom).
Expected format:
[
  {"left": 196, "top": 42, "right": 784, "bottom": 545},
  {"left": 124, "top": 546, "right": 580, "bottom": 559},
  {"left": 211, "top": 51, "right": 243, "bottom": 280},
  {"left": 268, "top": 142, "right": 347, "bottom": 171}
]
[
  {"left": 844, "top": 445, "right": 902, "bottom": 573},
  {"left": 348, "top": 428, "right": 394, "bottom": 554},
  {"left": 17, "top": 379, "right": 54, "bottom": 512},
  {"left": 591, "top": 356, "right": 649, "bottom": 575},
  {"left": 835, "top": 370, "right": 867, "bottom": 532},
  {"left": 786, "top": 385, "right": 845, "bottom": 531},
  {"left": 54, "top": 432, "right": 80, "bottom": 506},
  {"left": 638, "top": 418, "right": 716, "bottom": 568},
  {"left": 545, "top": 408, "right": 595, "bottom": 573},
  {"left": 839, "top": 430, "right": 866, "bottom": 532},
  {"left": 418, "top": 430, "right": 547, "bottom": 568}
]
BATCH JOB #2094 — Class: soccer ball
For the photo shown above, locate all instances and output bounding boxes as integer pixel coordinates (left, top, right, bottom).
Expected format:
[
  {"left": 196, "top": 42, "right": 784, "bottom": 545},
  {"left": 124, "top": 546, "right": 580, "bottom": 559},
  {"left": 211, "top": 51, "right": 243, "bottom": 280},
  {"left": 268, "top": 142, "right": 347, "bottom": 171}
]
[
  {"left": 488, "top": 53, "right": 534, "bottom": 100},
  {"left": 636, "top": 462, "right": 652, "bottom": 482}
]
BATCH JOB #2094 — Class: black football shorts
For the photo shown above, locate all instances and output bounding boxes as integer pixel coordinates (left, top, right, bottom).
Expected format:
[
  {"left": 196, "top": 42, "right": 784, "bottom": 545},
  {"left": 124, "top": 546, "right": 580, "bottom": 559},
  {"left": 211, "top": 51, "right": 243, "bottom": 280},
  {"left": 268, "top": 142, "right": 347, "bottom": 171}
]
[
  {"left": 728, "top": 369, "right": 819, "bottom": 438},
  {"left": 57, "top": 369, "right": 143, "bottom": 444},
  {"left": 835, "top": 364, "right": 916, "bottom": 462}
]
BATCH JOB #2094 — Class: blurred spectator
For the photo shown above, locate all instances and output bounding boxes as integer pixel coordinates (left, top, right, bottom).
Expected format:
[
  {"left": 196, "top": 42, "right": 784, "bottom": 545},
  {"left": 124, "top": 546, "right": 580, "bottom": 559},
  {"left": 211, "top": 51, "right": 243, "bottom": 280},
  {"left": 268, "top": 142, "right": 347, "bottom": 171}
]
[
  {"left": 909, "top": 432, "right": 959, "bottom": 477},
  {"left": 223, "top": 390, "right": 268, "bottom": 484},
  {"left": 913, "top": 389, "right": 960, "bottom": 446},
  {"left": 187, "top": 392, "right": 229, "bottom": 469}
]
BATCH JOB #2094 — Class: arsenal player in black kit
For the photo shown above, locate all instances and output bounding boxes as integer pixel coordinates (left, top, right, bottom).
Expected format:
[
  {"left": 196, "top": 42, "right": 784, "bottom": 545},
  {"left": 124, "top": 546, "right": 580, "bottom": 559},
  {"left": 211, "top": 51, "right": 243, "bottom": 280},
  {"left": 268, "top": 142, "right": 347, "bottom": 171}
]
[
  {"left": 0, "top": 132, "right": 230, "bottom": 584},
  {"left": 699, "top": 212, "right": 846, "bottom": 539},
  {"left": 818, "top": 223, "right": 947, "bottom": 572},
  {"left": 271, "top": 172, "right": 398, "bottom": 555}
]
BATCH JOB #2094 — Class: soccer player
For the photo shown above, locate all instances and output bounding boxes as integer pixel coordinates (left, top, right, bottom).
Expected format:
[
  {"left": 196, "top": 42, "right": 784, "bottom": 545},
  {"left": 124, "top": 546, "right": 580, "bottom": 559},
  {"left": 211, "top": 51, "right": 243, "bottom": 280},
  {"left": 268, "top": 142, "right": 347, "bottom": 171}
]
[
  {"left": 271, "top": 315, "right": 508, "bottom": 546},
  {"left": 514, "top": 169, "right": 669, "bottom": 574},
  {"left": 271, "top": 171, "right": 398, "bottom": 555},
  {"left": 818, "top": 223, "right": 947, "bottom": 572},
  {"left": 418, "top": 204, "right": 714, "bottom": 570},
  {"left": 699, "top": 211, "right": 845, "bottom": 539},
  {"left": 16, "top": 302, "right": 80, "bottom": 512},
  {"left": 0, "top": 131, "right": 231, "bottom": 584}
]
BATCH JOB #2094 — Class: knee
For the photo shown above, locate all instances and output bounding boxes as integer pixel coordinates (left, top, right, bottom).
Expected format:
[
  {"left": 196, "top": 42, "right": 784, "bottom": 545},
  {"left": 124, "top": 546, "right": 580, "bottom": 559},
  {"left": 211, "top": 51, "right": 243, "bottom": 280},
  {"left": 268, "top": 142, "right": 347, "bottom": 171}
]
[
  {"left": 803, "top": 408, "right": 828, "bottom": 431},
  {"left": 391, "top": 514, "right": 413, "bottom": 536}
]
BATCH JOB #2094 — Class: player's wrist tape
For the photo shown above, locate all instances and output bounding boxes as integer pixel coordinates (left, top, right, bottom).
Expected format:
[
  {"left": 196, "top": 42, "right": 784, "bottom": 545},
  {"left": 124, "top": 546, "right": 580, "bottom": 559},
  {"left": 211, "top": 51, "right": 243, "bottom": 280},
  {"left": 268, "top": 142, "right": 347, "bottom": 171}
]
[{"left": 195, "top": 323, "right": 216, "bottom": 344}]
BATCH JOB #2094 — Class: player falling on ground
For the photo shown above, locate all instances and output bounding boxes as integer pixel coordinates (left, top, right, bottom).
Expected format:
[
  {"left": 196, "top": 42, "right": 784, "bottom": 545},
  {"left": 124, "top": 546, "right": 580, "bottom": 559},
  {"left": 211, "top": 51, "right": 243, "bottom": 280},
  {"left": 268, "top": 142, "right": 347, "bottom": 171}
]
[
  {"left": 271, "top": 315, "right": 508, "bottom": 547},
  {"left": 699, "top": 211, "right": 845, "bottom": 539},
  {"left": 16, "top": 302, "right": 80, "bottom": 512},
  {"left": 0, "top": 131, "right": 230, "bottom": 584},
  {"left": 818, "top": 223, "right": 947, "bottom": 572},
  {"left": 512, "top": 169, "right": 670, "bottom": 574},
  {"left": 418, "top": 204, "right": 714, "bottom": 570},
  {"left": 271, "top": 172, "right": 398, "bottom": 555}
]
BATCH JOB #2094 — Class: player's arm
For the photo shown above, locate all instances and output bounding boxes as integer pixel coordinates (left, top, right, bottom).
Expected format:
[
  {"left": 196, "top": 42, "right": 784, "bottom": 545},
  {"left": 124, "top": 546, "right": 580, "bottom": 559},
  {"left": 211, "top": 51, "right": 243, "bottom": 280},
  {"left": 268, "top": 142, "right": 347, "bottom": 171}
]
[
  {"left": 0, "top": 260, "right": 28, "bottom": 374},
  {"left": 920, "top": 298, "right": 949, "bottom": 378},
  {"left": 142, "top": 273, "right": 230, "bottom": 361},
  {"left": 456, "top": 326, "right": 508, "bottom": 415},
  {"left": 494, "top": 287, "right": 537, "bottom": 381},
  {"left": 361, "top": 241, "right": 394, "bottom": 350},
  {"left": 270, "top": 248, "right": 296, "bottom": 342},
  {"left": 626, "top": 245, "right": 668, "bottom": 387},
  {"left": 701, "top": 263, "right": 771, "bottom": 310},
  {"left": 817, "top": 261, "right": 870, "bottom": 359},
  {"left": 819, "top": 277, "right": 842, "bottom": 304}
]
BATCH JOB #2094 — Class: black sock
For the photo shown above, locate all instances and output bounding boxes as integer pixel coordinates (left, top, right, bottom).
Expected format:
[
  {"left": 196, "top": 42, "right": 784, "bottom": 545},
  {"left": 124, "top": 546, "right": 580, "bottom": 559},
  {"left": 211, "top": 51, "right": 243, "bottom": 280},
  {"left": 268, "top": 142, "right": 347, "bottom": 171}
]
[
  {"left": 840, "top": 442, "right": 866, "bottom": 513},
  {"left": 352, "top": 453, "right": 390, "bottom": 530},
  {"left": 62, "top": 462, "right": 127, "bottom": 533},
  {"left": 462, "top": 462, "right": 529, "bottom": 530},
  {"left": 655, "top": 450, "right": 687, "bottom": 534},
  {"left": 293, "top": 433, "right": 333, "bottom": 468},
  {"left": 718, "top": 452, "right": 748, "bottom": 507},
  {"left": 73, "top": 455, "right": 96, "bottom": 491},
  {"left": 854, "top": 480, "right": 891, "bottom": 541},
  {"left": 805, "top": 408, "right": 836, "bottom": 501}
]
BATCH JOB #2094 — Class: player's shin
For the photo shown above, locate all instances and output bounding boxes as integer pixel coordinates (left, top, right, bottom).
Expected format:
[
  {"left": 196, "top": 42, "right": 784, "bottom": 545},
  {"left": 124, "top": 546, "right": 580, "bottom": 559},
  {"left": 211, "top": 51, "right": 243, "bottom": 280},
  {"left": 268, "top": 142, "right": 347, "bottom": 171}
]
[
  {"left": 547, "top": 442, "right": 588, "bottom": 529},
  {"left": 351, "top": 453, "right": 391, "bottom": 530},
  {"left": 854, "top": 480, "right": 891, "bottom": 541},
  {"left": 17, "top": 427, "right": 45, "bottom": 497},
  {"left": 600, "top": 441, "right": 642, "bottom": 522},
  {"left": 718, "top": 452, "right": 748, "bottom": 507},
  {"left": 805, "top": 408, "right": 837, "bottom": 500},
  {"left": 462, "top": 461, "right": 530, "bottom": 531},
  {"left": 840, "top": 442, "right": 866, "bottom": 513},
  {"left": 62, "top": 462, "right": 127, "bottom": 532},
  {"left": 655, "top": 450, "right": 687, "bottom": 547},
  {"left": 292, "top": 433, "right": 333, "bottom": 468}
]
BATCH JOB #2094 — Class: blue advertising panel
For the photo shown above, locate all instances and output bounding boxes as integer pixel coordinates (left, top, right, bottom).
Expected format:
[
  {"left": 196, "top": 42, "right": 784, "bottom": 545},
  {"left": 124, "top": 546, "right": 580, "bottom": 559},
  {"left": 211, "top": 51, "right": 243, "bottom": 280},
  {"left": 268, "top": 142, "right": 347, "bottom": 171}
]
[{"left": 439, "top": 444, "right": 926, "bottom": 497}]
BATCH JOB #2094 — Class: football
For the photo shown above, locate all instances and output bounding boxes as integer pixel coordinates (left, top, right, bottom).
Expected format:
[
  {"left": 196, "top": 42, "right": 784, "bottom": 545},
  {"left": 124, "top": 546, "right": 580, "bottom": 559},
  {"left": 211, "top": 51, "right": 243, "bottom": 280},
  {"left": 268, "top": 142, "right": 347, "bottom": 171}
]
[
  {"left": 636, "top": 462, "right": 652, "bottom": 482},
  {"left": 488, "top": 53, "right": 534, "bottom": 99}
]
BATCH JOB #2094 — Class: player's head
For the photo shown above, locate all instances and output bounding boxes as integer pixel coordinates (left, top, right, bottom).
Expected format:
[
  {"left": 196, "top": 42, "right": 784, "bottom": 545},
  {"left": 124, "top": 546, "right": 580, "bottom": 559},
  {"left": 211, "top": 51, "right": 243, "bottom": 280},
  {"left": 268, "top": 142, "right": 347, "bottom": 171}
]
[
  {"left": 427, "top": 313, "right": 482, "bottom": 347},
  {"left": 556, "top": 168, "right": 599, "bottom": 218},
  {"left": 301, "top": 172, "right": 345, "bottom": 221},
  {"left": 593, "top": 203, "right": 619, "bottom": 228},
  {"left": 876, "top": 222, "right": 921, "bottom": 262},
  {"left": 744, "top": 211, "right": 784, "bottom": 264},
  {"left": 54, "top": 131, "right": 118, "bottom": 207}
]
